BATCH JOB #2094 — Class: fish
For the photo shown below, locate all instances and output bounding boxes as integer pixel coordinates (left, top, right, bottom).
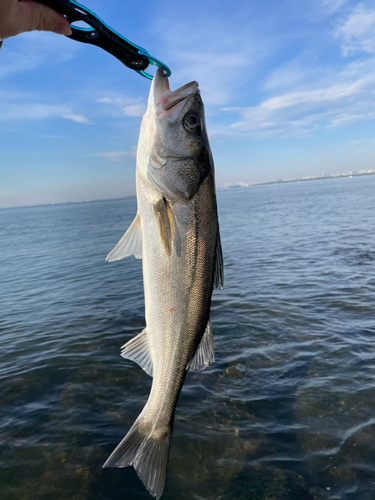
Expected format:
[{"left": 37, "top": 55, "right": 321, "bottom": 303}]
[{"left": 103, "top": 68, "right": 223, "bottom": 499}]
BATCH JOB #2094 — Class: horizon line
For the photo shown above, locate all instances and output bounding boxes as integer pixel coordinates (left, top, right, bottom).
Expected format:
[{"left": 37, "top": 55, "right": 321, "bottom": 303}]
[
  {"left": 0, "top": 194, "right": 136, "bottom": 211},
  {"left": 2, "top": 169, "right": 375, "bottom": 210}
]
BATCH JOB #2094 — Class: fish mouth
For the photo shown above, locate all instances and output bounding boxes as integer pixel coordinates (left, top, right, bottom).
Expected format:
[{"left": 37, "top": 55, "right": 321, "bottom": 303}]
[
  {"left": 163, "top": 81, "right": 199, "bottom": 111},
  {"left": 152, "top": 68, "right": 199, "bottom": 114}
]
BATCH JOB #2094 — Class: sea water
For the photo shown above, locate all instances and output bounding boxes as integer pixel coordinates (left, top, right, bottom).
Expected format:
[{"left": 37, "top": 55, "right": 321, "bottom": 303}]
[{"left": 1, "top": 174, "right": 375, "bottom": 500}]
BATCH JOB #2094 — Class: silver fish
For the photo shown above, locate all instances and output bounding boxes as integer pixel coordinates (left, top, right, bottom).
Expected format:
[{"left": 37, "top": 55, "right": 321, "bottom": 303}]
[{"left": 103, "top": 68, "right": 223, "bottom": 499}]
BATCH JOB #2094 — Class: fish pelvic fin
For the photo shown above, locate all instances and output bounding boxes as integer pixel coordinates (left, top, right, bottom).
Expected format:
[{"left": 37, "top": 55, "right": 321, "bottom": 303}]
[
  {"left": 153, "top": 197, "right": 173, "bottom": 257},
  {"left": 103, "top": 417, "right": 172, "bottom": 500},
  {"left": 121, "top": 329, "right": 153, "bottom": 377},
  {"left": 187, "top": 319, "right": 215, "bottom": 371},
  {"left": 106, "top": 214, "right": 142, "bottom": 262}
]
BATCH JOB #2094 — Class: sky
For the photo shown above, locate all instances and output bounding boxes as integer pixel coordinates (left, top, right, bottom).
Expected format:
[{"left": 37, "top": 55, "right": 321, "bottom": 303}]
[{"left": 1, "top": 0, "right": 375, "bottom": 207}]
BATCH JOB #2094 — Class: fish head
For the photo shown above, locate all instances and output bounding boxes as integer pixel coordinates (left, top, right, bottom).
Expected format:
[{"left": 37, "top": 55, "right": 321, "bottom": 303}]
[{"left": 138, "top": 69, "right": 213, "bottom": 201}]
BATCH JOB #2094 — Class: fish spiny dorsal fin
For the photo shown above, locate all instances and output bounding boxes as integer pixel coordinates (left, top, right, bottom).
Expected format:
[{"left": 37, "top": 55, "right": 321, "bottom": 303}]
[
  {"left": 186, "top": 319, "right": 214, "bottom": 371},
  {"left": 121, "top": 329, "right": 153, "bottom": 377},
  {"left": 106, "top": 214, "right": 142, "bottom": 262},
  {"left": 214, "top": 229, "right": 224, "bottom": 289},
  {"left": 153, "top": 197, "right": 173, "bottom": 256}
]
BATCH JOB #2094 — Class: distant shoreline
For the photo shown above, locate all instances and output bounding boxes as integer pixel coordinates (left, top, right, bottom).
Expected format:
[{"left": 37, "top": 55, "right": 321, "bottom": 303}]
[
  {"left": 2, "top": 170, "right": 374, "bottom": 210},
  {"left": 0, "top": 195, "right": 135, "bottom": 211},
  {"left": 218, "top": 170, "right": 375, "bottom": 190}
]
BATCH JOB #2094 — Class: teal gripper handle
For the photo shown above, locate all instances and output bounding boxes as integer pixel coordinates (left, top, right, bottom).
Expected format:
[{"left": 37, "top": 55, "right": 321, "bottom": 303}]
[{"left": 38, "top": 0, "right": 171, "bottom": 79}]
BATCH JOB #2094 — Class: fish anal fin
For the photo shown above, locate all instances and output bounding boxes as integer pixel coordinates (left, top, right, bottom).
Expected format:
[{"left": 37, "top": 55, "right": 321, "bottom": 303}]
[
  {"left": 153, "top": 197, "right": 173, "bottom": 256},
  {"left": 214, "top": 228, "right": 224, "bottom": 289},
  {"left": 121, "top": 329, "right": 153, "bottom": 377},
  {"left": 106, "top": 214, "right": 142, "bottom": 262},
  {"left": 187, "top": 320, "right": 215, "bottom": 371}
]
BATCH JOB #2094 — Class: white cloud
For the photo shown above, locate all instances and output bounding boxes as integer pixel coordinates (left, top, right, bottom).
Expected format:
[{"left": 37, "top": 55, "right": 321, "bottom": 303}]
[
  {"left": 122, "top": 104, "right": 147, "bottom": 117},
  {"left": 0, "top": 102, "right": 91, "bottom": 123},
  {"left": 96, "top": 97, "right": 123, "bottom": 105},
  {"left": 334, "top": 3, "right": 375, "bottom": 55},
  {"left": 62, "top": 113, "right": 92, "bottom": 124},
  {"left": 217, "top": 70, "right": 375, "bottom": 138},
  {"left": 1, "top": 103, "right": 69, "bottom": 121},
  {"left": 255, "top": 81, "right": 362, "bottom": 113},
  {"left": 261, "top": 55, "right": 342, "bottom": 94},
  {"left": 264, "top": 62, "right": 311, "bottom": 92},
  {"left": 96, "top": 95, "right": 146, "bottom": 118},
  {"left": 95, "top": 149, "right": 136, "bottom": 162},
  {"left": 322, "top": 0, "right": 349, "bottom": 14},
  {"left": 340, "top": 56, "right": 375, "bottom": 77},
  {"left": 0, "top": 31, "right": 76, "bottom": 78},
  {"left": 0, "top": 51, "right": 42, "bottom": 78},
  {"left": 224, "top": 81, "right": 363, "bottom": 121},
  {"left": 349, "top": 137, "right": 375, "bottom": 146},
  {"left": 328, "top": 110, "right": 375, "bottom": 127}
]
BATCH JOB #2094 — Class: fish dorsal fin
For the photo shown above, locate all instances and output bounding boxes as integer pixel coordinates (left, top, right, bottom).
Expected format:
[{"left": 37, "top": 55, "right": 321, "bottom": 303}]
[
  {"left": 121, "top": 329, "right": 153, "bottom": 377},
  {"left": 153, "top": 197, "right": 172, "bottom": 256},
  {"left": 186, "top": 320, "right": 215, "bottom": 371},
  {"left": 106, "top": 214, "right": 142, "bottom": 262},
  {"left": 214, "top": 229, "right": 224, "bottom": 289}
]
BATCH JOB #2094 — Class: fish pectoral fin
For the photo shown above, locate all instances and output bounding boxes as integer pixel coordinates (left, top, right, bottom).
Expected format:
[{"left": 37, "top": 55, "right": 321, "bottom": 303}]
[
  {"left": 153, "top": 197, "right": 172, "bottom": 256},
  {"left": 186, "top": 319, "right": 215, "bottom": 371},
  {"left": 121, "top": 329, "right": 153, "bottom": 377},
  {"left": 214, "top": 228, "right": 224, "bottom": 289},
  {"left": 106, "top": 214, "right": 142, "bottom": 262}
]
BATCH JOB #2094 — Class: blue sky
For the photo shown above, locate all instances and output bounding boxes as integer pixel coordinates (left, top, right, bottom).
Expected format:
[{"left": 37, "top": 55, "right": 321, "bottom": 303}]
[{"left": 1, "top": 0, "right": 375, "bottom": 207}]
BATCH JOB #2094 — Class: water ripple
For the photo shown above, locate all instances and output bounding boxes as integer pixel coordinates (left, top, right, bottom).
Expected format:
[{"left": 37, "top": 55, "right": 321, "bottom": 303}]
[{"left": 1, "top": 177, "right": 375, "bottom": 499}]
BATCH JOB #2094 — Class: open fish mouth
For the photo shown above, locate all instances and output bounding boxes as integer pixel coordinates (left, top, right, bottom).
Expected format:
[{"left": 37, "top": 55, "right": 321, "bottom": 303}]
[
  {"left": 162, "top": 81, "right": 199, "bottom": 110},
  {"left": 152, "top": 69, "right": 199, "bottom": 114}
]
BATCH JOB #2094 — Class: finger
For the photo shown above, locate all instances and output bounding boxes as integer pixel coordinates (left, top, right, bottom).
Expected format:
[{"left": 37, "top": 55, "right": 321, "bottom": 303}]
[{"left": 10, "top": 0, "right": 72, "bottom": 38}]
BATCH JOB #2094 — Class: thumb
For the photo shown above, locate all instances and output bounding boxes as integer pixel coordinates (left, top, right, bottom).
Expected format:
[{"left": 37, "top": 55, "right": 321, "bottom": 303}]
[{"left": 7, "top": 0, "right": 72, "bottom": 38}]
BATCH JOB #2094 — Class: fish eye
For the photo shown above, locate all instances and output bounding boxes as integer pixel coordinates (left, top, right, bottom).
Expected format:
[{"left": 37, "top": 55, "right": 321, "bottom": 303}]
[{"left": 184, "top": 113, "right": 201, "bottom": 130}]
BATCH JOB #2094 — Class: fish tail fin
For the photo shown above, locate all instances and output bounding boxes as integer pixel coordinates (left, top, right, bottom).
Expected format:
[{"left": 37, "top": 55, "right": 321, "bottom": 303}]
[{"left": 103, "top": 416, "right": 172, "bottom": 499}]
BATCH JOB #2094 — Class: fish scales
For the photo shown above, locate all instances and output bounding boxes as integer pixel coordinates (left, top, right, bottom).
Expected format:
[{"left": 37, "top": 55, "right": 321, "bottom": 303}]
[{"left": 103, "top": 69, "right": 223, "bottom": 499}]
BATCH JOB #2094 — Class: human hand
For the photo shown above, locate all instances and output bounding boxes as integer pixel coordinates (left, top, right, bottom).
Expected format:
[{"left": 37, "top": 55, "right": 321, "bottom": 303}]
[{"left": 0, "top": 0, "right": 72, "bottom": 40}]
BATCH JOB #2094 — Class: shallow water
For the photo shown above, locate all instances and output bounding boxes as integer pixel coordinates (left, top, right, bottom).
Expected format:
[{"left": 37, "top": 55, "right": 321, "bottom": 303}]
[{"left": 1, "top": 175, "right": 375, "bottom": 500}]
